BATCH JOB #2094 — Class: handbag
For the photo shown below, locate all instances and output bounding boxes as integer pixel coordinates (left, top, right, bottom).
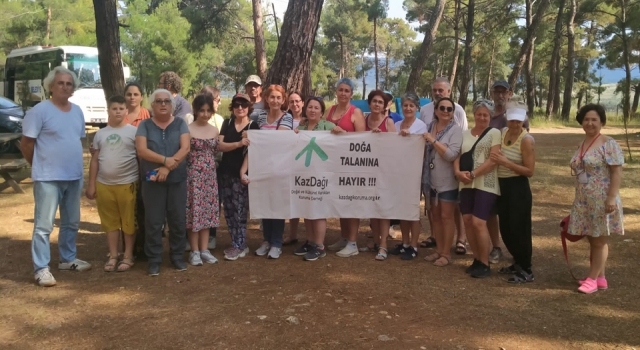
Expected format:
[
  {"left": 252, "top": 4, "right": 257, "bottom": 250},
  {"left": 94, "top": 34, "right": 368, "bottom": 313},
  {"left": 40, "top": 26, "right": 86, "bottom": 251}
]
[
  {"left": 560, "top": 215, "right": 588, "bottom": 280},
  {"left": 459, "top": 127, "right": 493, "bottom": 172}
]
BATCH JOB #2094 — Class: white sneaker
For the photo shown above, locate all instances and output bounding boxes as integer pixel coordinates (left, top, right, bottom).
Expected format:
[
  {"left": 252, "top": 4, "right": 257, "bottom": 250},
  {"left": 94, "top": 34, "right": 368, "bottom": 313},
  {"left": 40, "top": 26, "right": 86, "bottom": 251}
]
[
  {"left": 327, "top": 238, "right": 348, "bottom": 251},
  {"left": 200, "top": 250, "right": 218, "bottom": 264},
  {"left": 208, "top": 237, "right": 216, "bottom": 250},
  {"left": 336, "top": 244, "right": 359, "bottom": 258},
  {"left": 255, "top": 242, "right": 270, "bottom": 256},
  {"left": 35, "top": 268, "right": 56, "bottom": 287},
  {"left": 267, "top": 247, "right": 282, "bottom": 259},
  {"left": 58, "top": 259, "right": 92, "bottom": 271},
  {"left": 189, "top": 251, "right": 203, "bottom": 266},
  {"left": 185, "top": 242, "right": 191, "bottom": 252}
]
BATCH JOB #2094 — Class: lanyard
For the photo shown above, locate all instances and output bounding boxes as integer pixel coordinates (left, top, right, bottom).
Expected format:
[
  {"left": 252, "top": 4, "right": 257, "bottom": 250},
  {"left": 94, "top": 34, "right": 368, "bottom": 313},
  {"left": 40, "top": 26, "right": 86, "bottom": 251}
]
[{"left": 579, "top": 134, "right": 600, "bottom": 161}]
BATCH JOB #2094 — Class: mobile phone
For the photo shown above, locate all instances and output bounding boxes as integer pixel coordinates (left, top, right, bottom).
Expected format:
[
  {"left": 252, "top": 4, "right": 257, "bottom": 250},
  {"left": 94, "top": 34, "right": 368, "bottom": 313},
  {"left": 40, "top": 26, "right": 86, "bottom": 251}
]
[{"left": 146, "top": 170, "right": 158, "bottom": 181}]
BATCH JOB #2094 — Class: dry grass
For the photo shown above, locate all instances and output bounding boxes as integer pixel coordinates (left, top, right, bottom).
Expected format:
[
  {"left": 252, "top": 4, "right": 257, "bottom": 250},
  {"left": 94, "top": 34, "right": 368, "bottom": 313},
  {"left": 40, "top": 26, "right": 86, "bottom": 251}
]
[{"left": 0, "top": 127, "right": 639, "bottom": 350}]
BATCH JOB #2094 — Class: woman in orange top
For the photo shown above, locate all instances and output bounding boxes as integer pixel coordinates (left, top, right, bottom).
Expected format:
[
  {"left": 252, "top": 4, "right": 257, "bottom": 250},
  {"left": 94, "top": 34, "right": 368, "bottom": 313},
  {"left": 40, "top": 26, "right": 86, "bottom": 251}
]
[{"left": 124, "top": 82, "right": 151, "bottom": 127}]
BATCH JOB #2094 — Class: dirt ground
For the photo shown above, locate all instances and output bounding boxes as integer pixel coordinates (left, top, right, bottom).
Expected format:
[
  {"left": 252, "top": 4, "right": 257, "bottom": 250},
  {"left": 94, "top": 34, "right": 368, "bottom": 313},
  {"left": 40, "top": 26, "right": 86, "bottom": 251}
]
[{"left": 1, "top": 127, "right": 639, "bottom": 350}]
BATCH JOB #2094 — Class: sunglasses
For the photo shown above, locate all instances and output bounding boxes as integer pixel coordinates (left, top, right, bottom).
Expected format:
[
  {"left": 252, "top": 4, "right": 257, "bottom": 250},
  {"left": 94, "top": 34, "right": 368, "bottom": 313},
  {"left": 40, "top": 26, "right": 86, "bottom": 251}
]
[
  {"left": 232, "top": 102, "right": 250, "bottom": 109},
  {"left": 154, "top": 99, "right": 171, "bottom": 105},
  {"left": 438, "top": 106, "right": 454, "bottom": 112}
]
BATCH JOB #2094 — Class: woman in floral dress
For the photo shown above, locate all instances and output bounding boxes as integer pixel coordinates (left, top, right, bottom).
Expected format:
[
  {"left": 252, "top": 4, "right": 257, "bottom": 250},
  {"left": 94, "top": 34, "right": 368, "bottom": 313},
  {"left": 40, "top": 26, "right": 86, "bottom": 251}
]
[
  {"left": 186, "top": 94, "right": 220, "bottom": 266},
  {"left": 568, "top": 104, "right": 624, "bottom": 294}
]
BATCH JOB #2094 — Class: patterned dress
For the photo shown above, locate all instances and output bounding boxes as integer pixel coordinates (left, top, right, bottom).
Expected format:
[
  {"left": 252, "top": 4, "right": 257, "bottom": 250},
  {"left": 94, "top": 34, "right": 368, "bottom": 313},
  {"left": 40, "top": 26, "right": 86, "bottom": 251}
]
[
  {"left": 568, "top": 138, "right": 624, "bottom": 237},
  {"left": 186, "top": 138, "right": 220, "bottom": 231}
]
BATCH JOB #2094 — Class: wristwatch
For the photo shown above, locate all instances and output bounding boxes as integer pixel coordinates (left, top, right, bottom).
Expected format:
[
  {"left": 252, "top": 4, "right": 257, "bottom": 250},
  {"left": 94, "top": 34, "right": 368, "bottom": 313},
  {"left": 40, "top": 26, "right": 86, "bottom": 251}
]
[{"left": 470, "top": 171, "right": 476, "bottom": 179}]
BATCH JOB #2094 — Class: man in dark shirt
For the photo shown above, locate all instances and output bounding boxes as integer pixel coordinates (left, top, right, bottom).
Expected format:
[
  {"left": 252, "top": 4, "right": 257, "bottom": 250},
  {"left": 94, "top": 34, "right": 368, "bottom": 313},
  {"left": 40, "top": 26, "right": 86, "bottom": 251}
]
[
  {"left": 245, "top": 75, "right": 264, "bottom": 122},
  {"left": 158, "top": 71, "right": 192, "bottom": 120},
  {"left": 489, "top": 80, "right": 530, "bottom": 131}
]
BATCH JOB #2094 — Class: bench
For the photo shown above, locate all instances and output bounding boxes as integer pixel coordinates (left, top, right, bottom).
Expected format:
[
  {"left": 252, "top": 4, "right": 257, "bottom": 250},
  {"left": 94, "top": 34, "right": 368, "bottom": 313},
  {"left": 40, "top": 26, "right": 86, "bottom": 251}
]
[{"left": 0, "top": 159, "right": 29, "bottom": 194}]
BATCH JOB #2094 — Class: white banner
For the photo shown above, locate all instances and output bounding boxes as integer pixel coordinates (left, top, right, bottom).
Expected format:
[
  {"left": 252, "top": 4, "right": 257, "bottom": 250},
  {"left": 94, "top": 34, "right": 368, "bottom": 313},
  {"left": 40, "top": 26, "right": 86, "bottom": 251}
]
[{"left": 247, "top": 130, "right": 425, "bottom": 220}]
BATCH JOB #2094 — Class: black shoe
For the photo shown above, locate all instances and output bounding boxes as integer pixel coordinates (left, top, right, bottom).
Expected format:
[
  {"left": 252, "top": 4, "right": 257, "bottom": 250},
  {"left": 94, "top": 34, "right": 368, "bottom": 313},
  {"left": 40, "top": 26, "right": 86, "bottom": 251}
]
[
  {"left": 465, "top": 259, "right": 481, "bottom": 274},
  {"left": 148, "top": 263, "right": 160, "bottom": 276},
  {"left": 304, "top": 246, "right": 326, "bottom": 261},
  {"left": 471, "top": 262, "right": 491, "bottom": 278},
  {"left": 499, "top": 264, "right": 519, "bottom": 275},
  {"left": 401, "top": 246, "right": 417, "bottom": 260},
  {"left": 171, "top": 260, "right": 187, "bottom": 271},
  {"left": 294, "top": 241, "right": 313, "bottom": 256},
  {"left": 507, "top": 268, "right": 534, "bottom": 284},
  {"left": 388, "top": 244, "right": 404, "bottom": 255}
]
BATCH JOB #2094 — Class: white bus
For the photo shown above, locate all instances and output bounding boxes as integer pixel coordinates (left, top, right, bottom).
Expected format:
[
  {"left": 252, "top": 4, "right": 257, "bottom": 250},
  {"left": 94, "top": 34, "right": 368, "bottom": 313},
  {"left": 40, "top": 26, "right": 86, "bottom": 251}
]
[{"left": 1, "top": 45, "right": 130, "bottom": 126}]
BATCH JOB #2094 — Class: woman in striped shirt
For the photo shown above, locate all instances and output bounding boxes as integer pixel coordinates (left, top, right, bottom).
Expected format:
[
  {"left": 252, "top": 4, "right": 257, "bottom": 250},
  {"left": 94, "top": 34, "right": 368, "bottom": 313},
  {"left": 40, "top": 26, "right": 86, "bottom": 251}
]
[{"left": 490, "top": 107, "right": 536, "bottom": 284}]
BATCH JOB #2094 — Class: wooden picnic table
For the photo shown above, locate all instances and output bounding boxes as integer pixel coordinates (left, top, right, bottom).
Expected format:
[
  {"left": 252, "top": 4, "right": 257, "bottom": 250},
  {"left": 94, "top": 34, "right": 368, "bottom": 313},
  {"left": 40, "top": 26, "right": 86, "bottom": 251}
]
[{"left": 0, "top": 133, "right": 28, "bottom": 194}]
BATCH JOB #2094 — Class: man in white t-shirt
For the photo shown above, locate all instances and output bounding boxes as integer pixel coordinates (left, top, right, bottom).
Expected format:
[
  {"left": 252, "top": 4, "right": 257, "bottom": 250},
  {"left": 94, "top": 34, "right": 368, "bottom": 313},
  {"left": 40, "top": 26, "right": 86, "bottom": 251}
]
[
  {"left": 418, "top": 77, "right": 468, "bottom": 255},
  {"left": 419, "top": 77, "right": 468, "bottom": 130}
]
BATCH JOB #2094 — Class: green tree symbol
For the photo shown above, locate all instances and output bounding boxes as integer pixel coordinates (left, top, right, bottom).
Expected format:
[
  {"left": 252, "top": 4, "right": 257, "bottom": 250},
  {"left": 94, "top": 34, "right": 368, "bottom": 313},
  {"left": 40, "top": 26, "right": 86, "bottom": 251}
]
[{"left": 295, "top": 137, "right": 328, "bottom": 167}]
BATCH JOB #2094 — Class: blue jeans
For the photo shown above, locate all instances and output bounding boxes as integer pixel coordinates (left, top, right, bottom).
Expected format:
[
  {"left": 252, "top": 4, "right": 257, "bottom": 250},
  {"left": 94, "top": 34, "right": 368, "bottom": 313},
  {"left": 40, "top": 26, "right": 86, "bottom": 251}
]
[
  {"left": 262, "top": 219, "right": 285, "bottom": 248},
  {"left": 31, "top": 180, "right": 83, "bottom": 272}
]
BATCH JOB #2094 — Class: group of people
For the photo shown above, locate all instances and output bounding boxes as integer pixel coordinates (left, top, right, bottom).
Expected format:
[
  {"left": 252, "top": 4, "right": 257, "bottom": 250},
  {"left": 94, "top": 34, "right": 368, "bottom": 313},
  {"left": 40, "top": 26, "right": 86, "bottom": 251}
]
[{"left": 21, "top": 66, "right": 624, "bottom": 295}]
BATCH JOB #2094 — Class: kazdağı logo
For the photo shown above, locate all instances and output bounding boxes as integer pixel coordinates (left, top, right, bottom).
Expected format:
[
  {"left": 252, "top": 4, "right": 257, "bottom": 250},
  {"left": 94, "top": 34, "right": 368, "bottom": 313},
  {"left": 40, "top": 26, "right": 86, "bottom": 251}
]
[{"left": 295, "top": 137, "right": 328, "bottom": 167}]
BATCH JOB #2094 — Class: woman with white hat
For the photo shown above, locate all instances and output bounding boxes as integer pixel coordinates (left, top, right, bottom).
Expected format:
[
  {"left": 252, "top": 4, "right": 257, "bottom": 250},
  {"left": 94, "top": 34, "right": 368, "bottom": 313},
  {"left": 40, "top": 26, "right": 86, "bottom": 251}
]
[{"left": 490, "top": 106, "right": 536, "bottom": 283}]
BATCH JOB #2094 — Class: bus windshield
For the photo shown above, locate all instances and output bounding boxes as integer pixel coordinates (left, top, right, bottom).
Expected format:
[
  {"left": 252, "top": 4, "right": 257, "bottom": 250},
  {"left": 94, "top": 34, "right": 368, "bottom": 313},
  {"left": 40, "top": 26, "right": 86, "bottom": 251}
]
[{"left": 66, "top": 53, "right": 101, "bottom": 88}]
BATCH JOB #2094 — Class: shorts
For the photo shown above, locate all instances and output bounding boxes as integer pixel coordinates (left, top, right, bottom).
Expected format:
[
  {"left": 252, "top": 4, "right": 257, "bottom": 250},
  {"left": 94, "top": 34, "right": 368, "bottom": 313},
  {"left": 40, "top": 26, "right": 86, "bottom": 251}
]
[
  {"left": 430, "top": 188, "right": 459, "bottom": 203},
  {"left": 459, "top": 188, "right": 497, "bottom": 221},
  {"left": 96, "top": 182, "right": 137, "bottom": 234}
]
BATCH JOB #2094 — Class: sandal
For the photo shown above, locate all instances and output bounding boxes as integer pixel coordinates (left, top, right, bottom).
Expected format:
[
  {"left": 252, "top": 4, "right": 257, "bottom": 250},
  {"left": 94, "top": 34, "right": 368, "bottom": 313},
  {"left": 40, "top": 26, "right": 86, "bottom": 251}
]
[
  {"left": 420, "top": 236, "right": 436, "bottom": 248},
  {"left": 455, "top": 240, "right": 467, "bottom": 255},
  {"left": 433, "top": 255, "right": 451, "bottom": 267},
  {"left": 117, "top": 258, "right": 135, "bottom": 272},
  {"left": 104, "top": 256, "right": 118, "bottom": 272},
  {"left": 499, "top": 264, "right": 518, "bottom": 275},
  {"left": 424, "top": 252, "right": 440, "bottom": 262},
  {"left": 282, "top": 237, "right": 299, "bottom": 246},
  {"left": 375, "top": 247, "right": 388, "bottom": 261}
]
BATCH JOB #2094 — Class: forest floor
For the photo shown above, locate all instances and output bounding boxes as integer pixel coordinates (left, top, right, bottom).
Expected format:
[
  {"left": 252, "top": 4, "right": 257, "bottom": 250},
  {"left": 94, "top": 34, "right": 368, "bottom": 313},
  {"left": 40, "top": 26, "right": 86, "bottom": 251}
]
[{"left": 1, "top": 127, "right": 639, "bottom": 350}]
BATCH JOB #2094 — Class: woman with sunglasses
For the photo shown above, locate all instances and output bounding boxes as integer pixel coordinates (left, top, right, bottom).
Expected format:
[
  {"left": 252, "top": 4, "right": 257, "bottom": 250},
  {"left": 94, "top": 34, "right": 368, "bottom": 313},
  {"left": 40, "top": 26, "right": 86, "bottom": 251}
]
[
  {"left": 455, "top": 99, "right": 501, "bottom": 278},
  {"left": 421, "top": 97, "right": 463, "bottom": 267},
  {"left": 247, "top": 84, "right": 293, "bottom": 259},
  {"left": 326, "top": 78, "right": 366, "bottom": 257},
  {"left": 283, "top": 92, "right": 305, "bottom": 247},
  {"left": 136, "top": 89, "right": 191, "bottom": 276},
  {"left": 217, "top": 94, "right": 260, "bottom": 261},
  {"left": 292, "top": 97, "right": 336, "bottom": 261},
  {"left": 567, "top": 104, "right": 624, "bottom": 294},
  {"left": 489, "top": 106, "right": 536, "bottom": 283}
]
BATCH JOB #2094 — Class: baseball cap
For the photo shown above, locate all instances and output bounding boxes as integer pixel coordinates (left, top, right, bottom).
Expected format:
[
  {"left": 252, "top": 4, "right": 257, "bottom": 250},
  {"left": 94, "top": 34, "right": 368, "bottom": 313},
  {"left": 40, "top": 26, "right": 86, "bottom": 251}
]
[
  {"left": 231, "top": 93, "right": 251, "bottom": 103},
  {"left": 245, "top": 75, "right": 262, "bottom": 86},
  {"left": 506, "top": 107, "right": 527, "bottom": 121},
  {"left": 491, "top": 80, "right": 510, "bottom": 90}
]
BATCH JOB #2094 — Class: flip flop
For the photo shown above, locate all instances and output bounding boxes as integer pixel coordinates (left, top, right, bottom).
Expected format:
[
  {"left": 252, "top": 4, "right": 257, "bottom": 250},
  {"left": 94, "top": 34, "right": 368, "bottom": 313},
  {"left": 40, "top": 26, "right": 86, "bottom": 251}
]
[{"left": 420, "top": 236, "right": 436, "bottom": 248}]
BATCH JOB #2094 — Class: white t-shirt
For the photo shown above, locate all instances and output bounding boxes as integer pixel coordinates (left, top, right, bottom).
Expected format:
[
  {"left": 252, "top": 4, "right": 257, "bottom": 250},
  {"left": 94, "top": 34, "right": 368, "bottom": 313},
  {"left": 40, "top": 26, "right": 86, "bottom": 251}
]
[
  {"left": 395, "top": 119, "right": 428, "bottom": 135},
  {"left": 93, "top": 124, "right": 139, "bottom": 185},
  {"left": 419, "top": 102, "right": 468, "bottom": 130}
]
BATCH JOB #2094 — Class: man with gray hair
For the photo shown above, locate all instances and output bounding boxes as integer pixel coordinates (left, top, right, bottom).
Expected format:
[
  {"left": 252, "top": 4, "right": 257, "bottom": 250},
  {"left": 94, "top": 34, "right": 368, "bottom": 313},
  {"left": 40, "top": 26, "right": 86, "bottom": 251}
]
[
  {"left": 419, "top": 77, "right": 468, "bottom": 130},
  {"left": 489, "top": 80, "right": 530, "bottom": 131},
  {"left": 21, "top": 66, "right": 92, "bottom": 287}
]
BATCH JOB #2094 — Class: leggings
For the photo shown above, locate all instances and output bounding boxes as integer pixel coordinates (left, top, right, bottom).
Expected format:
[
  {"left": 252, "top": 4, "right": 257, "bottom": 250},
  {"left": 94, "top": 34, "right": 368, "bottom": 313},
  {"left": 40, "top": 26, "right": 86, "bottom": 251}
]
[
  {"left": 219, "top": 174, "right": 249, "bottom": 250},
  {"left": 497, "top": 176, "right": 533, "bottom": 270}
]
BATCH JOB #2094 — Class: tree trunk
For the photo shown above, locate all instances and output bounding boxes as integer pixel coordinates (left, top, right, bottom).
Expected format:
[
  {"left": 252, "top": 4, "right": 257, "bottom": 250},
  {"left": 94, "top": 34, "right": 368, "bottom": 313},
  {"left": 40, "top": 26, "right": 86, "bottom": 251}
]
[
  {"left": 561, "top": 0, "right": 576, "bottom": 120},
  {"left": 457, "top": 0, "right": 474, "bottom": 108},
  {"left": 632, "top": 84, "right": 640, "bottom": 114},
  {"left": 362, "top": 53, "right": 367, "bottom": 98},
  {"left": 405, "top": 0, "right": 446, "bottom": 92},
  {"left": 252, "top": 0, "right": 267, "bottom": 81},
  {"left": 508, "top": 0, "right": 551, "bottom": 89},
  {"left": 620, "top": 0, "right": 632, "bottom": 122},
  {"left": 485, "top": 40, "right": 496, "bottom": 98},
  {"left": 545, "top": 0, "right": 565, "bottom": 119},
  {"left": 374, "top": 17, "right": 379, "bottom": 89},
  {"left": 338, "top": 33, "right": 345, "bottom": 79},
  {"left": 472, "top": 67, "right": 478, "bottom": 101},
  {"left": 93, "top": 0, "right": 125, "bottom": 100},
  {"left": 524, "top": 0, "right": 536, "bottom": 118},
  {"left": 384, "top": 45, "right": 391, "bottom": 90},
  {"left": 265, "top": 0, "right": 324, "bottom": 98},
  {"left": 449, "top": 0, "right": 461, "bottom": 87},
  {"left": 46, "top": 6, "right": 52, "bottom": 45}
]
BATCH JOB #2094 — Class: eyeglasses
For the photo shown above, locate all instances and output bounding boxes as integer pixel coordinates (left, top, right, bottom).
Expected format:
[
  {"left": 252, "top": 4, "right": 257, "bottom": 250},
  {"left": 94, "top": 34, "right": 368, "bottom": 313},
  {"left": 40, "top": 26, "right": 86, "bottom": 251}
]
[
  {"left": 232, "top": 102, "right": 250, "bottom": 109},
  {"left": 438, "top": 106, "right": 454, "bottom": 112},
  {"left": 371, "top": 99, "right": 385, "bottom": 105},
  {"left": 154, "top": 99, "right": 171, "bottom": 105}
]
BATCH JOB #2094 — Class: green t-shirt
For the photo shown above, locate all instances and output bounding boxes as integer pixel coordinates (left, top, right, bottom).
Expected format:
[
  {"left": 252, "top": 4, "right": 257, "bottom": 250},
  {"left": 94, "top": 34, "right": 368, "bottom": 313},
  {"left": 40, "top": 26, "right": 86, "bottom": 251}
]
[{"left": 298, "top": 120, "right": 336, "bottom": 131}]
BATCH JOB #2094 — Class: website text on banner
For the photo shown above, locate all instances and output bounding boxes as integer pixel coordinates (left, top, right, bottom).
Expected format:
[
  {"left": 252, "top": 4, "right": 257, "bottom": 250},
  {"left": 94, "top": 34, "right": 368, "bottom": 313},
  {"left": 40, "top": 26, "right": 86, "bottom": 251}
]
[{"left": 247, "top": 131, "right": 425, "bottom": 220}]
